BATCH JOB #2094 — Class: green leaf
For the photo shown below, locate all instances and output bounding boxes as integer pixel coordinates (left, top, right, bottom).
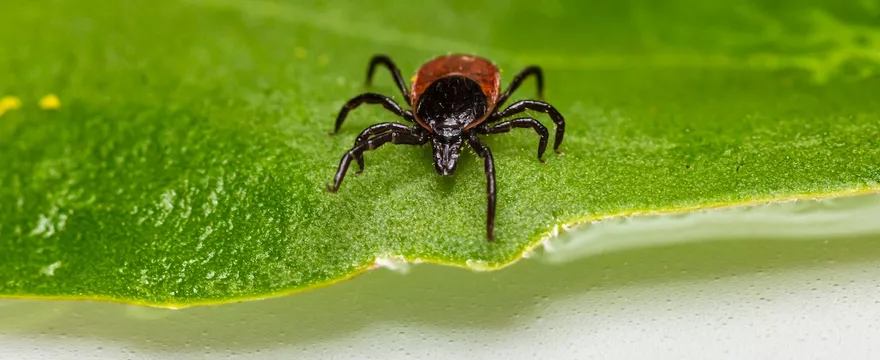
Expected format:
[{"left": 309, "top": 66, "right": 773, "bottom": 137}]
[{"left": 1, "top": 0, "right": 879, "bottom": 307}]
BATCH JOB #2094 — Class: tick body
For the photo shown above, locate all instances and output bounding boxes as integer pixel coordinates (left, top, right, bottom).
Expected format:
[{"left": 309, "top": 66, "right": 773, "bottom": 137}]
[{"left": 328, "top": 54, "right": 565, "bottom": 241}]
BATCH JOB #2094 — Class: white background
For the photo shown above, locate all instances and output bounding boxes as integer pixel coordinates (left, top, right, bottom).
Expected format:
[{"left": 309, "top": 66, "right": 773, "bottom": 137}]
[{"left": 2, "top": 195, "right": 880, "bottom": 359}]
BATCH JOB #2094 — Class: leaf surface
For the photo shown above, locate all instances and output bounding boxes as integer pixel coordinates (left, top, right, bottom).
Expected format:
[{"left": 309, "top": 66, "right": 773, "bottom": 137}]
[{"left": 1, "top": 0, "right": 879, "bottom": 306}]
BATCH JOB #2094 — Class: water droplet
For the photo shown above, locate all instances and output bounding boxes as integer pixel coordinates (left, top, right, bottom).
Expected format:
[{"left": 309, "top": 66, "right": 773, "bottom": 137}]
[
  {"left": 465, "top": 259, "right": 490, "bottom": 270},
  {"left": 374, "top": 256, "right": 410, "bottom": 274}
]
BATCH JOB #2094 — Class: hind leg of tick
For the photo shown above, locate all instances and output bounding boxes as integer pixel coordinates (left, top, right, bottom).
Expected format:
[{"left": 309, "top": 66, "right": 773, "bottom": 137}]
[
  {"left": 495, "top": 66, "right": 544, "bottom": 108},
  {"left": 365, "top": 54, "right": 411, "bottom": 104}
]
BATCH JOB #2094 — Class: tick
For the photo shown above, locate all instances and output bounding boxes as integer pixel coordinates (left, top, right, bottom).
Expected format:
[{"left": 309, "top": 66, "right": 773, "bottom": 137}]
[{"left": 327, "top": 54, "right": 565, "bottom": 241}]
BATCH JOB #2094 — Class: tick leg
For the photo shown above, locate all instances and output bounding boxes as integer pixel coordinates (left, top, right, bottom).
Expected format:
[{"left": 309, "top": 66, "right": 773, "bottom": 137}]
[
  {"left": 366, "top": 55, "right": 411, "bottom": 104},
  {"left": 490, "top": 100, "right": 565, "bottom": 154},
  {"left": 327, "top": 130, "right": 427, "bottom": 193},
  {"left": 351, "top": 123, "right": 421, "bottom": 173},
  {"left": 495, "top": 66, "right": 543, "bottom": 109},
  {"left": 332, "top": 93, "right": 414, "bottom": 134},
  {"left": 354, "top": 122, "right": 413, "bottom": 146},
  {"left": 477, "top": 117, "right": 548, "bottom": 162},
  {"left": 467, "top": 132, "right": 497, "bottom": 242}
]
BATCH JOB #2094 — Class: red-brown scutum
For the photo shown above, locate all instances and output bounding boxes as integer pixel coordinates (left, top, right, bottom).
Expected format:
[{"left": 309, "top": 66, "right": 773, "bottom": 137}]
[{"left": 409, "top": 54, "right": 501, "bottom": 131}]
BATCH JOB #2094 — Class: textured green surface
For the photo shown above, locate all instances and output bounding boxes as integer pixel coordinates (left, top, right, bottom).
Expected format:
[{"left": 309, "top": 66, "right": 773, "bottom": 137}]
[{"left": 1, "top": 0, "right": 879, "bottom": 307}]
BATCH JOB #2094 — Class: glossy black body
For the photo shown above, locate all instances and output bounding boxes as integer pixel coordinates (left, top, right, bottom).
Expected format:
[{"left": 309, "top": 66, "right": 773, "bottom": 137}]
[
  {"left": 327, "top": 54, "right": 566, "bottom": 241},
  {"left": 416, "top": 76, "right": 488, "bottom": 175}
]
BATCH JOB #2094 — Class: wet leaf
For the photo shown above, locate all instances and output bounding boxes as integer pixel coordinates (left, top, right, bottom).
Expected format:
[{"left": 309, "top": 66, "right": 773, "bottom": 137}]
[{"left": 1, "top": 0, "right": 879, "bottom": 307}]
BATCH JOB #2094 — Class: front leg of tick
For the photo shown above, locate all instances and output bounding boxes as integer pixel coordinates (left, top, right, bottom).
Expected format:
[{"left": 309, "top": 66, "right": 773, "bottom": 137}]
[
  {"left": 349, "top": 122, "right": 414, "bottom": 174},
  {"left": 327, "top": 128, "right": 427, "bottom": 193},
  {"left": 490, "top": 100, "right": 565, "bottom": 154},
  {"left": 477, "top": 117, "right": 548, "bottom": 162},
  {"left": 466, "top": 132, "right": 497, "bottom": 242}
]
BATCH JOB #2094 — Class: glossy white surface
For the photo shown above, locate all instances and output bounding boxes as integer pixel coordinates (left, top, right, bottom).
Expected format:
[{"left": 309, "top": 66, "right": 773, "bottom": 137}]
[{"left": 3, "top": 195, "right": 880, "bottom": 359}]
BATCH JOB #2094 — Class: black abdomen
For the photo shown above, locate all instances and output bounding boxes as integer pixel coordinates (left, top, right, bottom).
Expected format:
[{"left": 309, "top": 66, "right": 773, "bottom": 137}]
[{"left": 416, "top": 75, "right": 488, "bottom": 135}]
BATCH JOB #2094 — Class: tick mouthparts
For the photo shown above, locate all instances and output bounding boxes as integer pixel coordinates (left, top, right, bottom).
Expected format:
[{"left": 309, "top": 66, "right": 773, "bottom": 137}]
[{"left": 432, "top": 139, "right": 462, "bottom": 176}]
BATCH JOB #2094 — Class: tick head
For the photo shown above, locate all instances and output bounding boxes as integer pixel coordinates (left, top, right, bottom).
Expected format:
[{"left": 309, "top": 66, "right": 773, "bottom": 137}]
[{"left": 431, "top": 135, "right": 463, "bottom": 176}]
